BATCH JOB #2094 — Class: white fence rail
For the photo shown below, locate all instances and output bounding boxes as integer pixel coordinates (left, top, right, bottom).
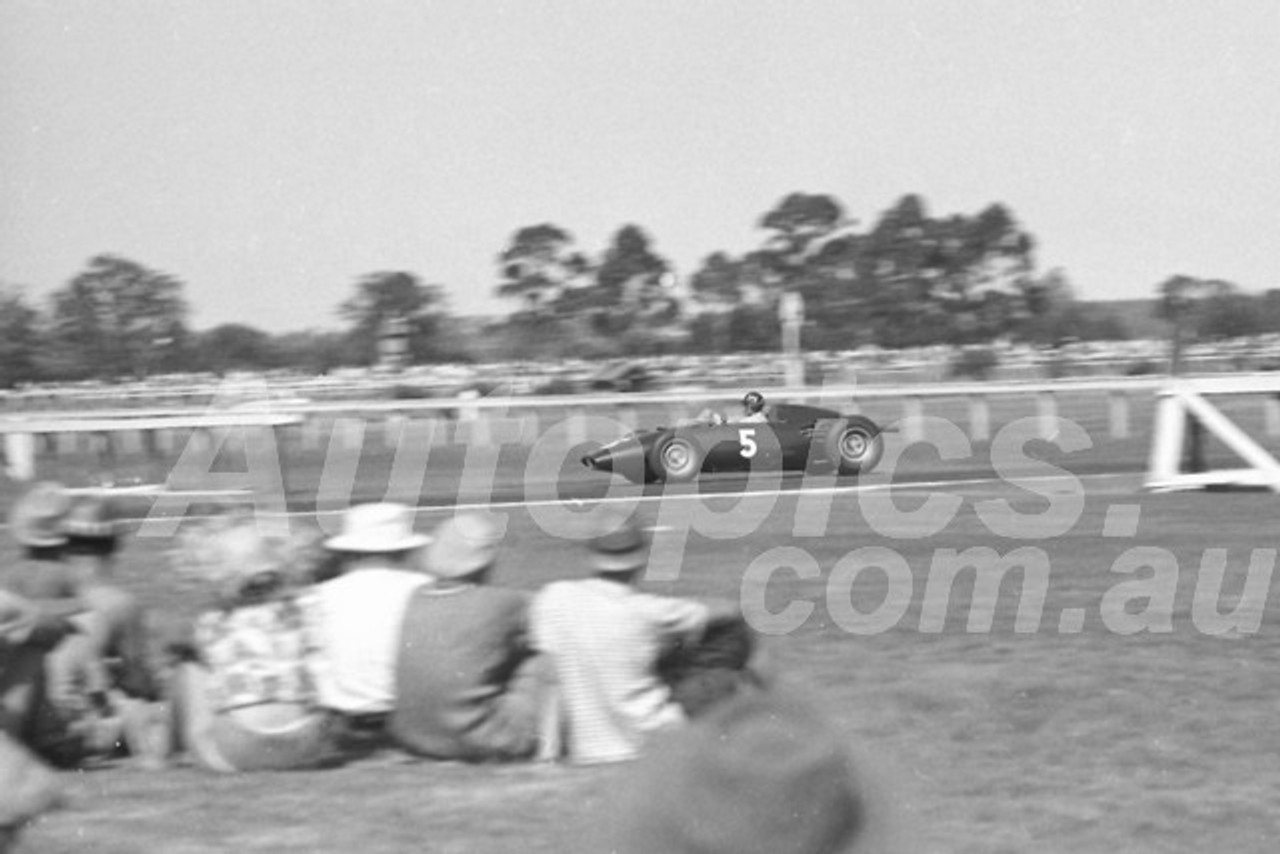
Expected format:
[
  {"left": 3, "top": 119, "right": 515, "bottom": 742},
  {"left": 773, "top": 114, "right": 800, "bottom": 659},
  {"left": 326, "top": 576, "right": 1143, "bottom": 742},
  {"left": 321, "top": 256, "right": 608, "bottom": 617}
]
[{"left": 5, "top": 374, "right": 1280, "bottom": 483}]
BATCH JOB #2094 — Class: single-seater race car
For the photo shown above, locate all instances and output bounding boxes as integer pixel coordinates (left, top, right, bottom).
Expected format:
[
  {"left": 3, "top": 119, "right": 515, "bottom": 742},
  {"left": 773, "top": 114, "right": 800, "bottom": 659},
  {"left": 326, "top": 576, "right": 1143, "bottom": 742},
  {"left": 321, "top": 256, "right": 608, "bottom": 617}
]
[{"left": 581, "top": 400, "right": 888, "bottom": 484}]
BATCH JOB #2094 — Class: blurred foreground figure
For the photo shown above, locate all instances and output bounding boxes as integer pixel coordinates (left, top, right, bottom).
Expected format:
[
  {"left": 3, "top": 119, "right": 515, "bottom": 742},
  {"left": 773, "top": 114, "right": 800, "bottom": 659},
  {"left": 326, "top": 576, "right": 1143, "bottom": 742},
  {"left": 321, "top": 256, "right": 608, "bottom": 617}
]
[
  {"left": 3, "top": 484, "right": 160, "bottom": 768},
  {"left": 168, "top": 516, "right": 338, "bottom": 772},
  {"left": 389, "top": 512, "right": 546, "bottom": 762},
  {"left": 55, "top": 495, "right": 160, "bottom": 705},
  {"left": 0, "top": 731, "right": 62, "bottom": 854},
  {"left": 0, "top": 589, "right": 72, "bottom": 745},
  {"left": 590, "top": 691, "right": 894, "bottom": 854},
  {"left": 0, "top": 592, "right": 65, "bottom": 851},
  {"left": 530, "top": 514, "right": 751, "bottom": 765}
]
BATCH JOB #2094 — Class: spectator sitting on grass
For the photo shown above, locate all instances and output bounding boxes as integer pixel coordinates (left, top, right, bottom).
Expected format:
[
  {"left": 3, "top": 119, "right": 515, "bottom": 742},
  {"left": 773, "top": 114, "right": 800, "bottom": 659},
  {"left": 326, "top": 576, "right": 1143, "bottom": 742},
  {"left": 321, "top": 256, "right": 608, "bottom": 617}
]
[
  {"left": 39, "top": 495, "right": 166, "bottom": 769},
  {"left": 530, "top": 513, "right": 748, "bottom": 765},
  {"left": 0, "top": 588, "right": 76, "bottom": 752},
  {"left": 55, "top": 495, "right": 160, "bottom": 705},
  {"left": 168, "top": 515, "right": 339, "bottom": 772},
  {"left": 300, "top": 503, "right": 432, "bottom": 730},
  {"left": 388, "top": 511, "right": 548, "bottom": 762},
  {"left": 1, "top": 589, "right": 69, "bottom": 851},
  {"left": 2, "top": 483, "right": 82, "bottom": 613},
  {"left": 3, "top": 483, "right": 152, "bottom": 768}
]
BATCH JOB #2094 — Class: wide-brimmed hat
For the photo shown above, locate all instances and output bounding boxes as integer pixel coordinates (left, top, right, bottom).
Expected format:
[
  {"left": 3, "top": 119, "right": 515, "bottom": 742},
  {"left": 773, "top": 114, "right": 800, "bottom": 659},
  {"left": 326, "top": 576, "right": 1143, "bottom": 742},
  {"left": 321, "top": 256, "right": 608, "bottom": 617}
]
[
  {"left": 596, "top": 692, "right": 873, "bottom": 854},
  {"left": 7, "top": 482, "right": 71, "bottom": 548},
  {"left": 588, "top": 514, "right": 649, "bottom": 574},
  {"left": 324, "top": 503, "right": 431, "bottom": 554},
  {"left": 424, "top": 512, "right": 504, "bottom": 579},
  {"left": 63, "top": 494, "right": 122, "bottom": 540}
]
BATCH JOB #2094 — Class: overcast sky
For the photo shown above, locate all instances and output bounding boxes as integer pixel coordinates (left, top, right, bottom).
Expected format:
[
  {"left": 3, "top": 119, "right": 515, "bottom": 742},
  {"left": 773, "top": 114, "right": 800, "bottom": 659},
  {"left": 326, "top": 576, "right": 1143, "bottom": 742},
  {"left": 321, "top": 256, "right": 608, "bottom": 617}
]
[{"left": 2, "top": 1, "right": 1277, "bottom": 332}]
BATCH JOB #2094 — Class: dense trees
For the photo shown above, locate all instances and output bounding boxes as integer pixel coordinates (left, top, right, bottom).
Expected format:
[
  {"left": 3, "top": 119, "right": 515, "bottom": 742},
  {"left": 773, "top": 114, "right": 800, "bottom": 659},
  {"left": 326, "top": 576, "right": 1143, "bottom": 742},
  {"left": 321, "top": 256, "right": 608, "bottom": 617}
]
[
  {"left": 0, "top": 287, "right": 40, "bottom": 388},
  {"left": 7, "top": 190, "right": 1274, "bottom": 386},
  {"left": 338, "top": 271, "right": 449, "bottom": 365},
  {"left": 681, "top": 193, "right": 1046, "bottom": 350},
  {"left": 191, "top": 324, "right": 279, "bottom": 374},
  {"left": 488, "top": 223, "right": 682, "bottom": 359},
  {"left": 45, "top": 255, "right": 190, "bottom": 380},
  {"left": 495, "top": 224, "right": 590, "bottom": 313}
]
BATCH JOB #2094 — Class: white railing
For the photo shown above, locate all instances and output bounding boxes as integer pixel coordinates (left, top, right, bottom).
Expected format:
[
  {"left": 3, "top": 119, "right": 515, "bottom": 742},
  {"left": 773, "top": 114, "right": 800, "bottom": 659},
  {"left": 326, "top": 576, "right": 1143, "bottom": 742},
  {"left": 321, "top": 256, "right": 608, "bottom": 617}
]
[{"left": 7, "top": 373, "right": 1280, "bottom": 483}]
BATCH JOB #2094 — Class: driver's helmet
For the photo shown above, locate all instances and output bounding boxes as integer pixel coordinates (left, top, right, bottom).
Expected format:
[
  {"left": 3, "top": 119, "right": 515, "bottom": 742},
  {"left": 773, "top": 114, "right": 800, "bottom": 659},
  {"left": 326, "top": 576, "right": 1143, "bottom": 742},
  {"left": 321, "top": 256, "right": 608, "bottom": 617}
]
[{"left": 742, "top": 391, "right": 766, "bottom": 415}]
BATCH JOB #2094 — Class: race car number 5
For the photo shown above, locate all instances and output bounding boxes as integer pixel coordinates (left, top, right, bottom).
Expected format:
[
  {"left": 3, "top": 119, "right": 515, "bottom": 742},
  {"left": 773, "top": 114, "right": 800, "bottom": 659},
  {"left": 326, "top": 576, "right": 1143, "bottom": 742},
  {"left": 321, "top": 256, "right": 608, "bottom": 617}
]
[{"left": 738, "top": 428, "right": 758, "bottom": 459}]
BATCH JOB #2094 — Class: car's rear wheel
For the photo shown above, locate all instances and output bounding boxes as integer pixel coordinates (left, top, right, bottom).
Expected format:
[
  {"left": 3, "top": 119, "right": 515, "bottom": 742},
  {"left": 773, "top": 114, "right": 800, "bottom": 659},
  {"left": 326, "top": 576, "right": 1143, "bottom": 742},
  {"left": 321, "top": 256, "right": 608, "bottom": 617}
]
[
  {"left": 824, "top": 417, "right": 884, "bottom": 475},
  {"left": 651, "top": 434, "right": 703, "bottom": 482}
]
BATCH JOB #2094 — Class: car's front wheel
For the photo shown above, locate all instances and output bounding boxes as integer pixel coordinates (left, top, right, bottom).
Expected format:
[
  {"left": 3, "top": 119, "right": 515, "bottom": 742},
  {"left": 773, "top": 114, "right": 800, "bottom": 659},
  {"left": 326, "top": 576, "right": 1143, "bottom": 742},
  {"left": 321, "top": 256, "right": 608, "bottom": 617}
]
[
  {"left": 650, "top": 434, "right": 703, "bottom": 482},
  {"left": 823, "top": 417, "right": 884, "bottom": 475}
]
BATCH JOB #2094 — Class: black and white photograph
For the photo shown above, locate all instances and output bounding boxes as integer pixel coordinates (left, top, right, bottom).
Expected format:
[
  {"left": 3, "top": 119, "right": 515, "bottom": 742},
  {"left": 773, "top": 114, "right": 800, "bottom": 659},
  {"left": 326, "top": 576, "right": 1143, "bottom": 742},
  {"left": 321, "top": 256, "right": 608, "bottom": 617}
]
[{"left": 2, "top": 2, "right": 1279, "bottom": 851}]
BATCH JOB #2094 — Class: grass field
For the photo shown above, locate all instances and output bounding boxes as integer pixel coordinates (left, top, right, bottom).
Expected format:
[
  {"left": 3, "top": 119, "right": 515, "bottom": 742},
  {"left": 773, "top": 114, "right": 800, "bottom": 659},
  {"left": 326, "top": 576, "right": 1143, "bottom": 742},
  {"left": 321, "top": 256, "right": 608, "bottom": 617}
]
[{"left": 6, "top": 393, "right": 1280, "bottom": 852}]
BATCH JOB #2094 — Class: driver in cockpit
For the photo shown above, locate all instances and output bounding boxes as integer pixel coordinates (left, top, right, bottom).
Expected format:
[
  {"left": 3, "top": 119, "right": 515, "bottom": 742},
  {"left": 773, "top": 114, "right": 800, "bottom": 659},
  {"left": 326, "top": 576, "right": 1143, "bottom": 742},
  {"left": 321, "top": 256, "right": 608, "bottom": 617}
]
[
  {"left": 694, "top": 391, "right": 769, "bottom": 426},
  {"left": 738, "top": 391, "right": 769, "bottom": 423}
]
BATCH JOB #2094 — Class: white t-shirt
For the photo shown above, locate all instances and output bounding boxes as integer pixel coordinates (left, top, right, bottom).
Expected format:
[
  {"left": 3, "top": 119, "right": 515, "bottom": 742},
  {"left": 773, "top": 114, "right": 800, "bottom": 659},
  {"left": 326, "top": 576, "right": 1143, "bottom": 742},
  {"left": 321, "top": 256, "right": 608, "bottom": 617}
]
[{"left": 301, "top": 566, "right": 429, "bottom": 715}]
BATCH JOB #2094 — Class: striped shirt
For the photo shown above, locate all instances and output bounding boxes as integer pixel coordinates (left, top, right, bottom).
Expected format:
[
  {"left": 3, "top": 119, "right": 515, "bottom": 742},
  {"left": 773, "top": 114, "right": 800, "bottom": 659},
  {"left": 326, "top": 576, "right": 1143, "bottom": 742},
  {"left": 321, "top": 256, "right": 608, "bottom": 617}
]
[{"left": 530, "top": 578, "right": 710, "bottom": 764}]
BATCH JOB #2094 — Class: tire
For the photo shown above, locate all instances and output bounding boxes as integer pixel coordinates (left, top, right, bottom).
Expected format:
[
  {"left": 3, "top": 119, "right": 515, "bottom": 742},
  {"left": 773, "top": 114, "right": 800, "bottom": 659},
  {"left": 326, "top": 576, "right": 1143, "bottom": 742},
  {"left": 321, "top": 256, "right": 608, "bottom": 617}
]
[
  {"left": 824, "top": 417, "right": 884, "bottom": 475},
  {"left": 650, "top": 434, "right": 703, "bottom": 482}
]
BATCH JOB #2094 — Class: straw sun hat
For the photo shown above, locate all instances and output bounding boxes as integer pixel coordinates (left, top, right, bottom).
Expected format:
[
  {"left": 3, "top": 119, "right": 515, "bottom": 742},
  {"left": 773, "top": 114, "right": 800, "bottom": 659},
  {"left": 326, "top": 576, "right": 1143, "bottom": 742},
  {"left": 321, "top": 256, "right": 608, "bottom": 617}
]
[{"left": 323, "top": 503, "right": 431, "bottom": 554}]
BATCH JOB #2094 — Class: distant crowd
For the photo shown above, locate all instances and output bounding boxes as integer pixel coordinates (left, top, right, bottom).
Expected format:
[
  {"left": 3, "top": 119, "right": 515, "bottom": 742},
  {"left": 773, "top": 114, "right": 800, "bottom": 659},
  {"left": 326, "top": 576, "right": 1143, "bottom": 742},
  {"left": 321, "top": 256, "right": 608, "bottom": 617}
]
[{"left": 1, "top": 482, "right": 892, "bottom": 853}]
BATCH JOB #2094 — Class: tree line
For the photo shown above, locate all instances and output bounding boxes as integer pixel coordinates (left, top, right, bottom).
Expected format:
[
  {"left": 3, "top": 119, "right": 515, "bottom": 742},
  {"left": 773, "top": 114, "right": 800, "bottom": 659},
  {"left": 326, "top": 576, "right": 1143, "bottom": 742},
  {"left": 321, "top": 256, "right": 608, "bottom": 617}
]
[{"left": 1, "top": 192, "right": 1271, "bottom": 387}]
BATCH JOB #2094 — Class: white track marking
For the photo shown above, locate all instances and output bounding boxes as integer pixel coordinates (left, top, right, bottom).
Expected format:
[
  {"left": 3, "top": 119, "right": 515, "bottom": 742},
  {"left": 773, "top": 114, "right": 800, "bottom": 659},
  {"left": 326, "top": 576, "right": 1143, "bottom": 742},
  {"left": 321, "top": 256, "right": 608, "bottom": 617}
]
[
  {"left": 0, "top": 472, "right": 1142, "bottom": 529},
  {"left": 326, "top": 472, "right": 1141, "bottom": 518}
]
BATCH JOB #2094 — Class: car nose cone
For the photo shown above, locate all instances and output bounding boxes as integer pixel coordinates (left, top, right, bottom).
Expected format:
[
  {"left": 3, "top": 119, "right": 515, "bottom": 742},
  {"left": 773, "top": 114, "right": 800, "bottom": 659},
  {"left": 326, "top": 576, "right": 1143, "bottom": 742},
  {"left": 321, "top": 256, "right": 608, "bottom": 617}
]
[
  {"left": 581, "top": 437, "right": 648, "bottom": 483},
  {"left": 581, "top": 447, "right": 614, "bottom": 472}
]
